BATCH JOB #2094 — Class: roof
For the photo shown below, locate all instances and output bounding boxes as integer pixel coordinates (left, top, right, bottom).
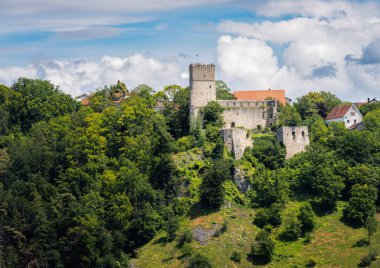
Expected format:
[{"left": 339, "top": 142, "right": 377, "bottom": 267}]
[
  {"left": 348, "top": 122, "right": 366, "bottom": 130},
  {"left": 325, "top": 104, "right": 353, "bottom": 120},
  {"left": 233, "top": 90, "right": 286, "bottom": 105},
  {"left": 76, "top": 93, "right": 89, "bottom": 99}
]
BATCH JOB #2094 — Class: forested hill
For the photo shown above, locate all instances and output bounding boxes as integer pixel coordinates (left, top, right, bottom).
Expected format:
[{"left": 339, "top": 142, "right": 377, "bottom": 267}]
[{"left": 0, "top": 79, "right": 379, "bottom": 267}]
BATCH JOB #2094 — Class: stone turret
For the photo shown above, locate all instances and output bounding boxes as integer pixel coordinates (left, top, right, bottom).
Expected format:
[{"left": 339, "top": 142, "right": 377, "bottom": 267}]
[
  {"left": 189, "top": 63, "right": 216, "bottom": 126},
  {"left": 276, "top": 126, "right": 309, "bottom": 158}
]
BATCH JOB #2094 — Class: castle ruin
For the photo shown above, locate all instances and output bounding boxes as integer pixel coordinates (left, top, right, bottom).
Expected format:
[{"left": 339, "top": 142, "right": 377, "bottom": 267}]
[
  {"left": 189, "top": 63, "right": 309, "bottom": 159},
  {"left": 276, "top": 126, "right": 310, "bottom": 159}
]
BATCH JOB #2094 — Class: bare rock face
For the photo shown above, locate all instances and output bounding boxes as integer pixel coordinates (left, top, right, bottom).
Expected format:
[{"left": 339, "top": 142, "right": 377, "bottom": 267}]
[
  {"left": 192, "top": 224, "right": 220, "bottom": 245},
  {"left": 233, "top": 168, "right": 250, "bottom": 193}
]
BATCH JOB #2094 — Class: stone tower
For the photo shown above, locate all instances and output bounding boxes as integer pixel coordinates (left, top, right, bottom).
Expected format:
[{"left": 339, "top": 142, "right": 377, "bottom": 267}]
[
  {"left": 189, "top": 63, "right": 216, "bottom": 126},
  {"left": 276, "top": 126, "right": 310, "bottom": 158}
]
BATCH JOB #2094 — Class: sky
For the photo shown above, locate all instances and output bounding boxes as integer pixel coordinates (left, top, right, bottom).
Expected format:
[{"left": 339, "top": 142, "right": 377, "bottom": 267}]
[{"left": 0, "top": 0, "right": 379, "bottom": 101}]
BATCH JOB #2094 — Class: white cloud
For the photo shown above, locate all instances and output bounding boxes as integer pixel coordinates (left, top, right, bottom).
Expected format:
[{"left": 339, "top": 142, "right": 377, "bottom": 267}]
[
  {"left": 0, "top": 54, "right": 188, "bottom": 97},
  {"left": 0, "top": 0, "right": 230, "bottom": 34},
  {"left": 216, "top": 0, "right": 380, "bottom": 101},
  {"left": 217, "top": 35, "right": 278, "bottom": 89}
]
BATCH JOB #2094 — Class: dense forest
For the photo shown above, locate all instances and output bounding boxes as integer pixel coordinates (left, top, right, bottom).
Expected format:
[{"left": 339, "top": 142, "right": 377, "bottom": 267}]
[{"left": 0, "top": 78, "right": 379, "bottom": 267}]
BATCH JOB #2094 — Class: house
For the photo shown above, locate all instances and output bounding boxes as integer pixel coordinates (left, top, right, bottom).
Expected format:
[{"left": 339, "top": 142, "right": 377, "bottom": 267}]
[
  {"left": 354, "top": 97, "right": 379, "bottom": 107},
  {"left": 233, "top": 89, "right": 286, "bottom": 106},
  {"left": 75, "top": 94, "right": 90, "bottom": 106},
  {"left": 325, "top": 104, "right": 363, "bottom": 128}
]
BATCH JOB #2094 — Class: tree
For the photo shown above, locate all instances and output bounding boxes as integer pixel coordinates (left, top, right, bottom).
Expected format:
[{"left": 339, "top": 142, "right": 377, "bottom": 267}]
[
  {"left": 363, "top": 108, "right": 380, "bottom": 131},
  {"left": 278, "top": 105, "right": 302, "bottom": 126},
  {"left": 251, "top": 230, "right": 275, "bottom": 263},
  {"left": 343, "top": 184, "right": 377, "bottom": 227},
  {"left": 216, "top": 80, "right": 235, "bottom": 100},
  {"left": 294, "top": 91, "right": 342, "bottom": 119},
  {"left": 201, "top": 101, "right": 224, "bottom": 128},
  {"left": 251, "top": 137, "right": 285, "bottom": 170},
  {"left": 200, "top": 159, "right": 233, "bottom": 209},
  {"left": 298, "top": 203, "right": 315, "bottom": 233},
  {"left": 188, "top": 254, "right": 212, "bottom": 268}
]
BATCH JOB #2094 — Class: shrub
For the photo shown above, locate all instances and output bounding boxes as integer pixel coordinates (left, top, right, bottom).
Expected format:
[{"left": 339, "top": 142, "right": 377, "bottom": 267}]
[
  {"left": 253, "top": 203, "right": 282, "bottom": 228},
  {"left": 181, "top": 243, "right": 193, "bottom": 257},
  {"left": 278, "top": 215, "right": 302, "bottom": 241},
  {"left": 305, "top": 259, "right": 317, "bottom": 267},
  {"left": 298, "top": 202, "right": 315, "bottom": 234},
  {"left": 230, "top": 251, "right": 241, "bottom": 263},
  {"left": 303, "top": 232, "right": 312, "bottom": 245},
  {"left": 358, "top": 250, "right": 377, "bottom": 267},
  {"left": 178, "top": 229, "right": 192, "bottom": 247},
  {"left": 251, "top": 230, "right": 275, "bottom": 263},
  {"left": 353, "top": 239, "right": 369, "bottom": 247},
  {"left": 343, "top": 184, "right": 377, "bottom": 227},
  {"left": 188, "top": 253, "right": 212, "bottom": 268}
]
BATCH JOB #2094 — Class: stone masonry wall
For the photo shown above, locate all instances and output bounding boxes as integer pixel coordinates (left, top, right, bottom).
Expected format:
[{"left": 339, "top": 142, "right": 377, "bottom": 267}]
[
  {"left": 218, "top": 100, "right": 276, "bottom": 129},
  {"left": 220, "top": 128, "right": 253, "bottom": 160},
  {"left": 276, "top": 126, "right": 309, "bottom": 159}
]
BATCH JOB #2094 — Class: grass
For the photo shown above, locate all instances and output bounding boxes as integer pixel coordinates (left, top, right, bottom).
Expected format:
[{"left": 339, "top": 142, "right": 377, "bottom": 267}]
[
  {"left": 251, "top": 133, "right": 275, "bottom": 138},
  {"left": 130, "top": 202, "right": 380, "bottom": 268}
]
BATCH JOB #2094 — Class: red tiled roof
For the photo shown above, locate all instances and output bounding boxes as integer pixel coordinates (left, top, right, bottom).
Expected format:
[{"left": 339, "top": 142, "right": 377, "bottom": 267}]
[
  {"left": 233, "top": 90, "right": 286, "bottom": 105},
  {"left": 325, "top": 104, "right": 352, "bottom": 120}
]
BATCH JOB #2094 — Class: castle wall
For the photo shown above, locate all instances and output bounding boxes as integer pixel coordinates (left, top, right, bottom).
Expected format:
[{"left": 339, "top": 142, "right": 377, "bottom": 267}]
[
  {"left": 276, "top": 126, "right": 309, "bottom": 159},
  {"left": 220, "top": 128, "right": 253, "bottom": 160},
  {"left": 218, "top": 100, "right": 276, "bottom": 129}
]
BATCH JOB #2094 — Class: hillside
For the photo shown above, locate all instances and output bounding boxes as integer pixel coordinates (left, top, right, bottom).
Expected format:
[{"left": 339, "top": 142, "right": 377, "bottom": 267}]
[{"left": 131, "top": 203, "right": 380, "bottom": 268}]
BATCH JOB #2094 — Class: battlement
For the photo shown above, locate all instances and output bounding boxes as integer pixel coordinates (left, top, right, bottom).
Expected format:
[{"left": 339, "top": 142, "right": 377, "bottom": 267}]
[
  {"left": 189, "top": 63, "right": 215, "bottom": 81},
  {"left": 217, "top": 99, "right": 276, "bottom": 108}
]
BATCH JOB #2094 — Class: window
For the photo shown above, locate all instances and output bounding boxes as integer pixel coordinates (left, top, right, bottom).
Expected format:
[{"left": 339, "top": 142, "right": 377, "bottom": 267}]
[
  {"left": 354, "top": 119, "right": 357, "bottom": 123},
  {"left": 209, "top": 85, "right": 211, "bottom": 88},
  {"left": 351, "top": 112, "right": 355, "bottom": 116},
  {"left": 231, "top": 122, "right": 235, "bottom": 127},
  {"left": 347, "top": 120, "right": 350, "bottom": 123},
  {"left": 302, "top": 131, "right": 305, "bottom": 138},
  {"left": 292, "top": 131, "right": 296, "bottom": 140}
]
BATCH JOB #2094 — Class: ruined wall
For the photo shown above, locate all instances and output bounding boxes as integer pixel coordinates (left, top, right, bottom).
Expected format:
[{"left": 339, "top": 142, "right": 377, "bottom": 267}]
[
  {"left": 218, "top": 100, "right": 277, "bottom": 129},
  {"left": 276, "top": 126, "right": 309, "bottom": 159},
  {"left": 220, "top": 128, "right": 253, "bottom": 160}
]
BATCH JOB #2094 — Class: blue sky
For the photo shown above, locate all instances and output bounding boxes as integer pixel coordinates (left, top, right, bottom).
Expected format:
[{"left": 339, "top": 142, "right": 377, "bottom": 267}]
[{"left": 0, "top": 0, "right": 379, "bottom": 100}]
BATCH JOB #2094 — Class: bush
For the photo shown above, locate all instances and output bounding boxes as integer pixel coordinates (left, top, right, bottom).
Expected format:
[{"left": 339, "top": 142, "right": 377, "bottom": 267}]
[
  {"left": 251, "top": 230, "right": 275, "bottom": 263},
  {"left": 305, "top": 259, "right": 317, "bottom": 267},
  {"left": 303, "top": 232, "right": 312, "bottom": 245},
  {"left": 358, "top": 250, "right": 377, "bottom": 267},
  {"left": 178, "top": 229, "right": 192, "bottom": 247},
  {"left": 188, "top": 253, "right": 212, "bottom": 268},
  {"left": 253, "top": 203, "right": 282, "bottom": 228},
  {"left": 353, "top": 239, "right": 370, "bottom": 247},
  {"left": 278, "top": 215, "right": 302, "bottom": 241},
  {"left": 298, "top": 203, "right": 315, "bottom": 234},
  {"left": 181, "top": 242, "right": 193, "bottom": 257},
  {"left": 343, "top": 184, "right": 377, "bottom": 227},
  {"left": 230, "top": 251, "right": 241, "bottom": 263}
]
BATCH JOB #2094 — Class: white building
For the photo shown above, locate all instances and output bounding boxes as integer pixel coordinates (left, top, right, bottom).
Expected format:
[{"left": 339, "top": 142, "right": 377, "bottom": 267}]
[{"left": 325, "top": 104, "right": 363, "bottom": 128}]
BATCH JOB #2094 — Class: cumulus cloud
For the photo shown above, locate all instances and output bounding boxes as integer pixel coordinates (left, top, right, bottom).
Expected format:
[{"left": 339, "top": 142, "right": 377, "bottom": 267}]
[
  {"left": 216, "top": 0, "right": 380, "bottom": 101},
  {"left": 0, "top": 54, "right": 187, "bottom": 97}
]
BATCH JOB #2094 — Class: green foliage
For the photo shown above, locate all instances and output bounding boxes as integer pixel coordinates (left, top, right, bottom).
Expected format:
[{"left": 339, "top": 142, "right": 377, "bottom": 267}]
[
  {"left": 298, "top": 203, "right": 315, "bottom": 233},
  {"left": 253, "top": 203, "right": 282, "bottom": 228},
  {"left": 363, "top": 108, "right": 380, "bottom": 131},
  {"left": 251, "top": 230, "right": 275, "bottom": 263},
  {"left": 278, "top": 211, "right": 302, "bottom": 241},
  {"left": 358, "top": 250, "right": 378, "bottom": 267},
  {"left": 201, "top": 101, "right": 224, "bottom": 128},
  {"left": 251, "top": 136, "right": 285, "bottom": 170},
  {"left": 188, "top": 253, "right": 212, "bottom": 268},
  {"left": 343, "top": 184, "right": 377, "bottom": 227},
  {"left": 294, "top": 91, "right": 342, "bottom": 119},
  {"left": 230, "top": 251, "right": 241, "bottom": 262},
  {"left": 216, "top": 80, "right": 235, "bottom": 100},
  {"left": 200, "top": 159, "right": 234, "bottom": 209},
  {"left": 359, "top": 101, "right": 380, "bottom": 116},
  {"left": 278, "top": 105, "right": 302, "bottom": 126}
]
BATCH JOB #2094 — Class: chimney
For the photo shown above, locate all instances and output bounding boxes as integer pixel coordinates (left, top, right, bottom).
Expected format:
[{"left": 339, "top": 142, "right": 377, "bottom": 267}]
[{"left": 368, "top": 97, "right": 370, "bottom": 103}]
